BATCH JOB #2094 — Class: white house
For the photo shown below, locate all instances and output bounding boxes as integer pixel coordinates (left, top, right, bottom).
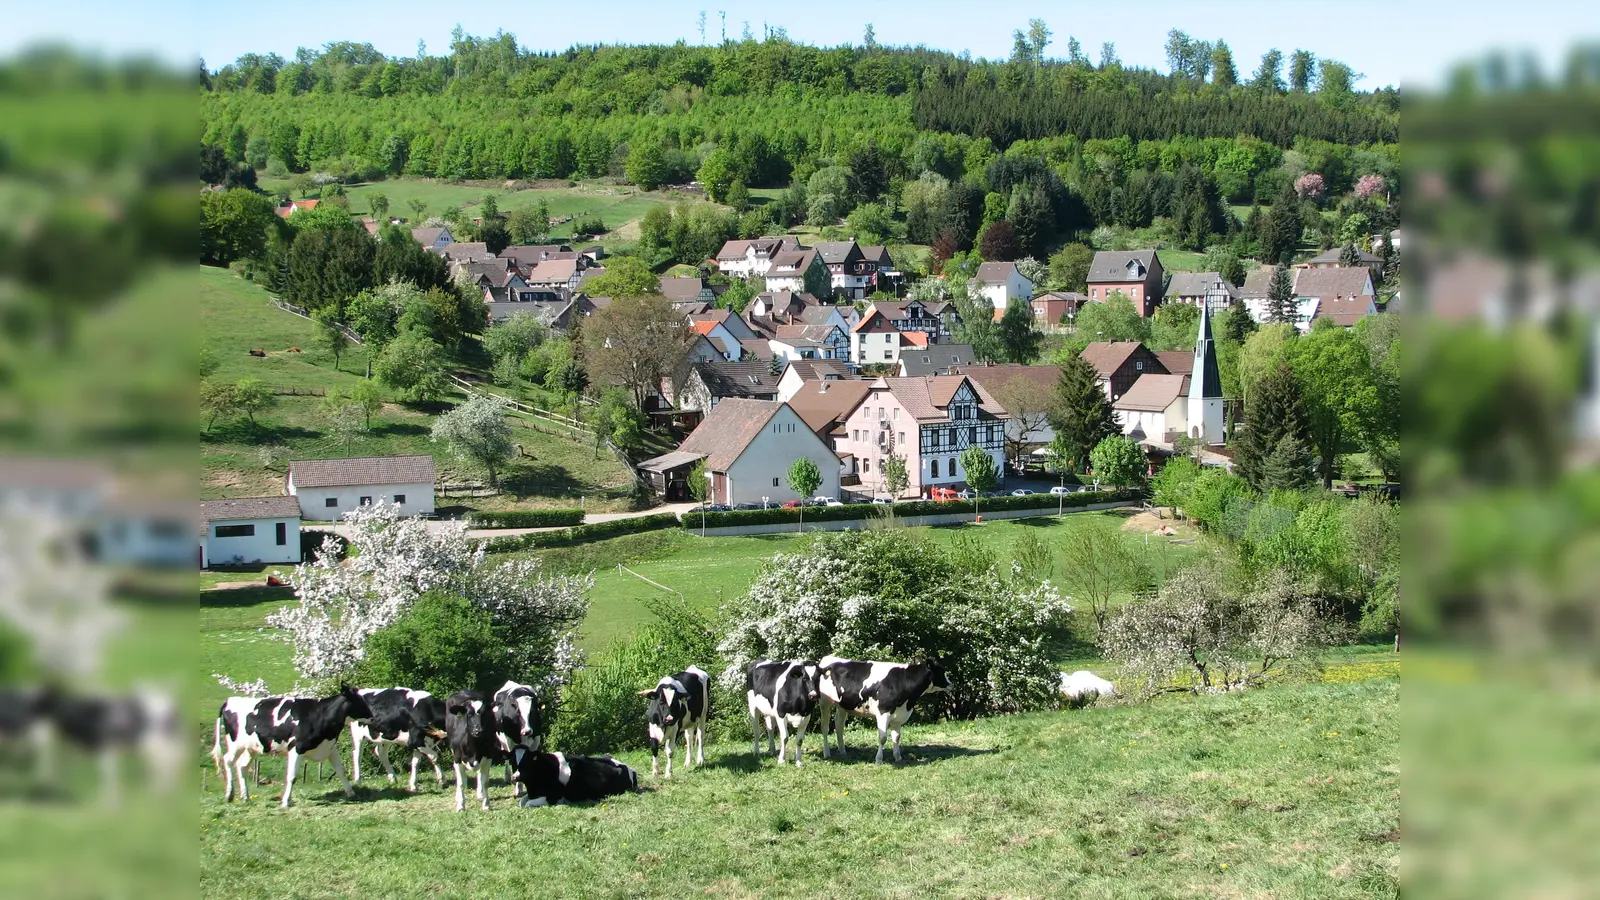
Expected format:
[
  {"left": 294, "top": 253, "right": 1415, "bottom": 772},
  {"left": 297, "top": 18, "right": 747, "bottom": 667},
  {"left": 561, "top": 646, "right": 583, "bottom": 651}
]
[
  {"left": 689, "top": 317, "right": 744, "bottom": 360},
  {"left": 768, "top": 324, "right": 849, "bottom": 362},
  {"left": 969, "top": 261, "right": 1034, "bottom": 311},
  {"left": 676, "top": 398, "right": 841, "bottom": 505},
  {"left": 410, "top": 227, "right": 454, "bottom": 253},
  {"left": 715, "top": 237, "right": 799, "bottom": 278},
  {"left": 199, "top": 496, "right": 302, "bottom": 568},
  {"left": 764, "top": 248, "right": 826, "bottom": 294},
  {"left": 1114, "top": 374, "right": 1191, "bottom": 443},
  {"left": 287, "top": 455, "right": 437, "bottom": 521},
  {"left": 776, "top": 359, "right": 854, "bottom": 402}
]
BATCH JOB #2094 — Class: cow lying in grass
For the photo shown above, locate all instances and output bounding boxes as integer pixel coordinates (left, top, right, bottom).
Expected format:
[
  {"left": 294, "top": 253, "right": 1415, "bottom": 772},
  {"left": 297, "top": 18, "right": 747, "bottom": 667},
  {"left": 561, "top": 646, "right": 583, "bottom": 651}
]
[
  {"left": 1058, "top": 670, "right": 1116, "bottom": 708},
  {"left": 510, "top": 746, "right": 638, "bottom": 807}
]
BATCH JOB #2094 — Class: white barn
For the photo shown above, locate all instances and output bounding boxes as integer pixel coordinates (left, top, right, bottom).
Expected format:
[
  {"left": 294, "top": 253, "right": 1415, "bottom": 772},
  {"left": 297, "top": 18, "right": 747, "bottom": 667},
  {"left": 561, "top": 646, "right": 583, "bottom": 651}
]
[
  {"left": 287, "top": 455, "right": 437, "bottom": 521},
  {"left": 199, "top": 496, "right": 302, "bottom": 568},
  {"left": 676, "top": 398, "right": 841, "bottom": 506}
]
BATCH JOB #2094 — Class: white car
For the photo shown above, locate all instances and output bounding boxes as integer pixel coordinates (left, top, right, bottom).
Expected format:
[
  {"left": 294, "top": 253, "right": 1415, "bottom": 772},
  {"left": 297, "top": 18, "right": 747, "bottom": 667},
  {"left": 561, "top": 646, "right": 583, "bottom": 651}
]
[
  {"left": 1049, "top": 486, "right": 1074, "bottom": 496},
  {"left": 1010, "top": 489, "right": 1036, "bottom": 497},
  {"left": 812, "top": 496, "right": 835, "bottom": 506},
  {"left": 870, "top": 496, "right": 894, "bottom": 504},
  {"left": 823, "top": 499, "right": 845, "bottom": 507}
]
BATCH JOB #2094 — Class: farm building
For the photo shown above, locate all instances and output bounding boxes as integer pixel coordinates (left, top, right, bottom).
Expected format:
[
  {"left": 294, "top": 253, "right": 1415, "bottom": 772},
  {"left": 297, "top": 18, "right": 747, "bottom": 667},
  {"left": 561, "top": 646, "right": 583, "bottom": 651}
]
[
  {"left": 287, "top": 455, "right": 436, "bottom": 521},
  {"left": 199, "top": 496, "right": 302, "bottom": 568}
]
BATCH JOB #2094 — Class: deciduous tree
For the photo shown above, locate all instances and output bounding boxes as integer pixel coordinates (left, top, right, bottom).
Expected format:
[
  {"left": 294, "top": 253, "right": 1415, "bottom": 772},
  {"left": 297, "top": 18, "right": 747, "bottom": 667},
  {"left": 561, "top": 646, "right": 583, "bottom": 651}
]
[
  {"left": 997, "top": 298, "right": 1043, "bottom": 364},
  {"left": 583, "top": 294, "right": 693, "bottom": 410},
  {"left": 432, "top": 394, "right": 515, "bottom": 486},
  {"left": 374, "top": 329, "right": 449, "bottom": 402},
  {"left": 1089, "top": 435, "right": 1146, "bottom": 488},
  {"left": 958, "top": 445, "right": 998, "bottom": 518}
]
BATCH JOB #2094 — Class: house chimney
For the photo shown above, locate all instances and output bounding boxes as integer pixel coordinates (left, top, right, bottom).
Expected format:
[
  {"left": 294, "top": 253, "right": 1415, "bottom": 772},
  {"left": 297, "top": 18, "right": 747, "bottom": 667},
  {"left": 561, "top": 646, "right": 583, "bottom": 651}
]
[{"left": 818, "top": 381, "right": 828, "bottom": 393}]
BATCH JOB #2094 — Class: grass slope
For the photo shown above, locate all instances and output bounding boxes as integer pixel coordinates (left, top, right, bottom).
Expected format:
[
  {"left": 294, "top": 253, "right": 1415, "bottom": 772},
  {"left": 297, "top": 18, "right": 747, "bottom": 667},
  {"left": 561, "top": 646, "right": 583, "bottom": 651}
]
[
  {"left": 199, "top": 266, "right": 634, "bottom": 509},
  {"left": 199, "top": 677, "right": 1398, "bottom": 899}
]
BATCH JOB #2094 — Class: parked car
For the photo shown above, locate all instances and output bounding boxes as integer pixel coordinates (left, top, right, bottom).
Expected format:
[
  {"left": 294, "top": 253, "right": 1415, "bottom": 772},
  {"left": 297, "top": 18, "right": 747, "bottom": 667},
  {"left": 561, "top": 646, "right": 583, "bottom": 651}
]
[
  {"left": 1010, "top": 489, "right": 1036, "bottom": 497},
  {"left": 686, "top": 504, "right": 727, "bottom": 514},
  {"left": 781, "top": 499, "right": 804, "bottom": 509},
  {"left": 811, "top": 496, "right": 834, "bottom": 505},
  {"left": 1048, "top": 486, "right": 1074, "bottom": 496},
  {"left": 732, "top": 503, "right": 763, "bottom": 510},
  {"left": 956, "top": 489, "right": 975, "bottom": 500},
  {"left": 823, "top": 499, "right": 844, "bottom": 507},
  {"left": 870, "top": 496, "right": 894, "bottom": 504}
]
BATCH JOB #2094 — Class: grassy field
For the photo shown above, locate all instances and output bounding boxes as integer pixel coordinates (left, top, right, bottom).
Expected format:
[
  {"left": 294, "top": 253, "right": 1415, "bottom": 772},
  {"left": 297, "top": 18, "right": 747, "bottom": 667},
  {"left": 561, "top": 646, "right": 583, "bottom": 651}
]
[
  {"left": 261, "top": 176, "right": 717, "bottom": 246},
  {"left": 199, "top": 266, "right": 635, "bottom": 510},
  {"left": 198, "top": 675, "right": 1398, "bottom": 899},
  {"left": 197, "top": 513, "right": 1208, "bottom": 726}
]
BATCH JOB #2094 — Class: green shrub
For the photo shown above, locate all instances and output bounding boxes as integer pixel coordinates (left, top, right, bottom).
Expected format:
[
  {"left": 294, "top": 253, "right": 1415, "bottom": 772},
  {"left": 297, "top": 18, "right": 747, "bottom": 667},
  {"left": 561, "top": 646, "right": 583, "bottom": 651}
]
[
  {"left": 358, "top": 590, "right": 511, "bottom": 698},
  {"left": 467, "top": 508, "right": 584, "bottom": 529},
  {"left": 549, "top": 596, "right": 728, "bottom": 754},
  {"left": 682, "top": 490, "right": 1144, "bottom": 529},
  {"left": 482, "top": 512, "right": 680, "bottom": 552}
]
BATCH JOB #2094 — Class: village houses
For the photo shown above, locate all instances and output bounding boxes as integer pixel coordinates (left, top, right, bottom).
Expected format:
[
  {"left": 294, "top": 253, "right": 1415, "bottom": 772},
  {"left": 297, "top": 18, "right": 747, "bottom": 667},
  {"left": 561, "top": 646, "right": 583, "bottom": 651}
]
[{"left": 832, "top": 375, "right": 1009, "bottom": 499}]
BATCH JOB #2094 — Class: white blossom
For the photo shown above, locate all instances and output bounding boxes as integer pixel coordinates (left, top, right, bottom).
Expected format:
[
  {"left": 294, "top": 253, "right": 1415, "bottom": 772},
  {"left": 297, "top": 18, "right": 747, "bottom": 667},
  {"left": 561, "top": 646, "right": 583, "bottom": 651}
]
[{"left": 0, "top": 513, "right": 120, "bottom": 679}]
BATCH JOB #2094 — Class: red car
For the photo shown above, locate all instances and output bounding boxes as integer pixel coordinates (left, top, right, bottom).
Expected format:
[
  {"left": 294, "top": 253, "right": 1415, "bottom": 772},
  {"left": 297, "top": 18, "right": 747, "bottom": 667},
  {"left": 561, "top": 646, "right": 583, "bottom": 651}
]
[{"left": 781, "top": 499, "right": 804, "bottom": 509}]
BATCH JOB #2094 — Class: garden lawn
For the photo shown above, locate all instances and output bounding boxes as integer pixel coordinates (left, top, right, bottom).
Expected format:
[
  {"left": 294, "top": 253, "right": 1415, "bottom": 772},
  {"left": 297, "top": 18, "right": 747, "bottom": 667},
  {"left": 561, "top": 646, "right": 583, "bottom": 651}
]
[
  {"left": 199, "top": 266, "right": 635, "bottom": 509},
  {"left": 199, "top": 676, "right": 1398, "bottom": 900}
]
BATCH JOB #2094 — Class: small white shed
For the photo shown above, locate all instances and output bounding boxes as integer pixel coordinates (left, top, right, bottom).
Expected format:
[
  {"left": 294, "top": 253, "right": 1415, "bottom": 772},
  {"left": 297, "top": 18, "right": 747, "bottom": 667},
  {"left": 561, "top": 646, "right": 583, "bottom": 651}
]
[
  {"left": 199, "top": 496, "right": 302, "bottom": 568},
  {"left": 287, "top": 455, "right": 437, "bottom": 521}
]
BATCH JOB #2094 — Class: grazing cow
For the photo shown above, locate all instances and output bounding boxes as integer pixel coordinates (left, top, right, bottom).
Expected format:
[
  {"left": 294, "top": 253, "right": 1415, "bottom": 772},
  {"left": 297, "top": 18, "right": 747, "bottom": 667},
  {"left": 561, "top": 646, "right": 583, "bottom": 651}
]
[
  {"left": 50, "top": 689, "right": 183, "bottom": 802},
  {"left": 211, "top": 684, "right": 373, "bottom": 808},
  {"left": 0, "top": 686, "right": 59, "bottom": 782},
  {"left": 746, "top": 660, "right": 819, "bottom": 766},
  {"left": 349, "top": 688, "right": 448, "bottom": 791},
  {"left": 817, "top": 656, "right": 952, "bottom": 764},
  {"left": 1058, "top": 670, "right": 1117, "bottom": 708},
  {"left": 444, "top": 690, "right": 502, "bottom": 812},
  {"left": 639, "top": 666, "right": 709, "bottom": 778},
  {"left": 492, "top": 680, "right": 543, "bottom": 795},
  {"left": 510, "top": 746, "right": 638, "bottom": 807}
]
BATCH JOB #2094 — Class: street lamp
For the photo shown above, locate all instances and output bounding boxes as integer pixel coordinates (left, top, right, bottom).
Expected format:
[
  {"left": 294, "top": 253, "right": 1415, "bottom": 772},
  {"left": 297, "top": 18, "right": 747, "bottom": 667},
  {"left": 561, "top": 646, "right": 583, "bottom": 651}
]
[{"left": 762, "top": 496, "right": 770, "bottom": 510}]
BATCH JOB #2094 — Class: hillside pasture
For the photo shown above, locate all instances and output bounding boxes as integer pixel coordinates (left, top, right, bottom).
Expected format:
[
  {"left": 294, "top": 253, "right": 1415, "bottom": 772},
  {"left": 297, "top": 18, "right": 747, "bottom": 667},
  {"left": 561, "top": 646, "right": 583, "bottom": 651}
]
[
  {"left": 199, "top": 266, "right": 635, "bottom": 509},
  {"left": 199, "top": 675, "right": 1398, "bottom": 899}
]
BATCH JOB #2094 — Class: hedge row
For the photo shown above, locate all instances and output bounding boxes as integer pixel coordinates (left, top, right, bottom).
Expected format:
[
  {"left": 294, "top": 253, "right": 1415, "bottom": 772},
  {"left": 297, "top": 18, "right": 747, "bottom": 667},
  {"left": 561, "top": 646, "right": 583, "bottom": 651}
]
[
  {"left": 467, "top": 508, "right": 585, "bottom": 529},
  {"left": 681, "top": 489, "right": 1145, "bottom": 530},
  {"left": 482, "top": 512, "right": 682, "bottom": 552}
]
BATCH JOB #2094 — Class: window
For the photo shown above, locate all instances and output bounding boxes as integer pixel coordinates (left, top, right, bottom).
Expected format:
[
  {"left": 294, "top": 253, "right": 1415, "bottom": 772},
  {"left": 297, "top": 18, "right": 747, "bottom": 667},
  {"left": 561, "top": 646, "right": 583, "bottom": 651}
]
[
  {"left": 899, "top": 432, "right": 905, "bottom": 444},
  {"left": 360, "top": 496, "right": 373, "bottom": 506},
  {"left": 215, "top": 524, "right": 255, "bottom": 538},
  {"left": 949, "top": 457, "right": 957, "bottom": 475},
  {"left": 324, "top": 497, "right": 338, "bottom": 508},
  {"left": 863, "top": 459, "right": 871, "bottom": 473},
  {"left": 394, "top": 494, "right": 406, "bottom": 505},
  {"left": 930, "top": 459, "right": 939, "bottom": 477},
  {"left": 1136, "top": 361, "right": 1144, "bottom": 370},
  {"left": 773, "top": 477, "right": 780, "bottom": 487},
  {"left": 892, "top": 408, "right": 898, "bottom": 420},
  {"left": 275, "top": 522, "right": 287, "bottom": 545}
]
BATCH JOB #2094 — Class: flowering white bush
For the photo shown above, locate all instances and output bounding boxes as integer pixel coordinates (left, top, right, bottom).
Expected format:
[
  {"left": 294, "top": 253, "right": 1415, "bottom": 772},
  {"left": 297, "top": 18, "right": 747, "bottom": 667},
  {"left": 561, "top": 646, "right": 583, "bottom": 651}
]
[
  {"left": 1101, "top": 555, "right": 1326, "bottom": 698},
  {"left": 258, "top": 502, "right": 589, "bottom": 692},
  {"left": 0, "top": 513, "right": 120, "bottom": 679},
  {"left": 717, "top": 530, "right": 1072, "bottom": 717}
]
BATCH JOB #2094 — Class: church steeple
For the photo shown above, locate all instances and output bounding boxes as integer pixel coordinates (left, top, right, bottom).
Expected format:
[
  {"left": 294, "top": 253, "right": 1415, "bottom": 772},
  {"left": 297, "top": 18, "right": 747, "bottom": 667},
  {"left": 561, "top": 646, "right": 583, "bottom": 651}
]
[{"left": 1191, "top": 303, "right": 1222, "bottom": 399}]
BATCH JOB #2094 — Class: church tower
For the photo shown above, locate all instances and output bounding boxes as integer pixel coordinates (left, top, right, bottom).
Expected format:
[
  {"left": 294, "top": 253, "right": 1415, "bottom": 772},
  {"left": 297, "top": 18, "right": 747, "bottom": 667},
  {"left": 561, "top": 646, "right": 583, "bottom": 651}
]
[{"left": 1187, "top": 304, "right": 1226, "bottom": 445}]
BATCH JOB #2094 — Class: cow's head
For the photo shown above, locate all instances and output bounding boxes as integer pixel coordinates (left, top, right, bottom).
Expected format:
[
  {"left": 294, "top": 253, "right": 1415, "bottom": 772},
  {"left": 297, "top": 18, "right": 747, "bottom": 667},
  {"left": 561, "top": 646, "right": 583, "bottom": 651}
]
[
  {"left": 339, "top": 682, "right": 375, "bottom": 723},
  {"left": 639, "top": 679, "right": 687, "bottom": 730},
  {"left": 447, "top": 692, "right": 489, "bottom": 740},
  {"left": 920, "top": 661, "right": 953, "bottom": 694},
  {"left": 794, "top": 662, "right": 819, "bottom": 702},
  {"left": 498, "top": 685, "right": 541, "bottom": 740}
]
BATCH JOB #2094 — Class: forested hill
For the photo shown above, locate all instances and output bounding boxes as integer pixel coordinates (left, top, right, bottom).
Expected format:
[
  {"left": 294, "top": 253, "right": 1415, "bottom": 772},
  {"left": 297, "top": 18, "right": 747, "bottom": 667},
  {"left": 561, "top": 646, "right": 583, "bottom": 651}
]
[{"left": 201, "top": 30, "right": 1396, "bottom": 195}]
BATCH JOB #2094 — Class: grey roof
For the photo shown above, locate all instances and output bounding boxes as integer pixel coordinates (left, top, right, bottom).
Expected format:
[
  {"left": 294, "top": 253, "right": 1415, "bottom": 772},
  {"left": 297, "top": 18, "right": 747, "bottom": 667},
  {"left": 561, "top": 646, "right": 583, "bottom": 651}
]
[
  {"left": 441, "top": 242, "right": 491, "bottom": 261},
  {"left": 638, "top": 450, "right": 705, "bottom": 474},
  {"left": 694, "top": 361, "right": 781, "bottom": 398},
  {"left": 1293, "top": 266, "right": 1373, "bottom": 301},
  {"left": 499, "top": 244, "right": 572, "bottom": 267},
  {"left": 289, "top": 455, "right": 436, "bottom": 489},
  {"left": 814, "top": 241, "right": 861, "bottom": 265},
  {"left": 1166, "top": 272, "right": 1236, "bottom": 299},
  {"left": 201, "top": 496, "right": 302, "bottom": 523},
  {"left": 1088, "top": 250, "right": 1159, "bottom": 283},
  {"left": 660, "top": 276, "right": 711, "bottom": 302},
  {"left": 974, "top": 261, "right": 1019, "bottom": 284},
  {"left": 411, "top": 227, "right": 448, "bottom": 248},
  {"left": 1113, "top": 374, "right": 1190, "bottom": 412},
  {"left": 1192, "top": 305, "right": 1222, "bottom": 398},
  {"left": 899, "top": 344, "right": 976, "bottom": 377},
  {"left": 1305, "top": 246, "right": 1381, "bottom": 266},
  {"left": 1237, "top": 266, "right": 1276, "bottom": 300},
  {"left": 487, "top": 300, "right": 573, "bottom": 327}
]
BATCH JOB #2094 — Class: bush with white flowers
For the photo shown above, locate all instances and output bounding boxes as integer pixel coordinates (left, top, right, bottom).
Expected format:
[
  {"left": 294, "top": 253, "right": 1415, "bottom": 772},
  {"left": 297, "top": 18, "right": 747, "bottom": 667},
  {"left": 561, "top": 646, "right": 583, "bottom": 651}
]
[
  {"left": 717, "top": 529, "right": 1072, "bottom": 718},
  {"left": 253, "top": 502, "right": 589, "bottom": 693}
]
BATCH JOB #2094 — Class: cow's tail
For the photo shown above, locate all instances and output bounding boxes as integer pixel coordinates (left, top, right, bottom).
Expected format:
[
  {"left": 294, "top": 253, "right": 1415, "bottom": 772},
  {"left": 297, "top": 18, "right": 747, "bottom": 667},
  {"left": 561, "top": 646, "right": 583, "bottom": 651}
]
[{"left": 210, "top": 705, "right": 228, "bottom": 782}]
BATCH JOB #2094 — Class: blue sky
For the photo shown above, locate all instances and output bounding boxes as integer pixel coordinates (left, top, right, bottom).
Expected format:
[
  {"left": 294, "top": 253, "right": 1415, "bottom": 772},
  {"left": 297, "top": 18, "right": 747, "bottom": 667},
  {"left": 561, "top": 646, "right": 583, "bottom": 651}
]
[{"left": 7, "top": 0, "right": 1599, "bottom": 89}]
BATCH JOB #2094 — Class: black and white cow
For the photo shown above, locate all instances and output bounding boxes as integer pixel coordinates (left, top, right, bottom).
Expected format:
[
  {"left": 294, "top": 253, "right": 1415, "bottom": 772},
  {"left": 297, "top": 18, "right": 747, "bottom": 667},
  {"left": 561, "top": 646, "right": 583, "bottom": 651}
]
[
  {"left": 817, "top": 656, "right": 952, "bottom": 764},
  {"left": 444, "top": 690, "right": 502, "bottom": 812},
  {"left": 492, "top": 680, "right": 543, "bottom": 795},
  {"left": 0, "top": 686, "right": 59, "bottom": 782},
  {"left": 211, "top": 684, "right": 374, "bottom": 808},
  {"left": 3, "top": 686, "right": 182, "bottom": 799},
  {"left": 639, "top": 666, "right": 709, "bottom": 778},
  {"left": 746, "top": 659, "right": 819, "bottom": 766},
  {"left": 349, "top": 688, "right": 448, "bottom": 791},
  {"left": 509, "top": 745, "right": 638, "bottom": 807}
]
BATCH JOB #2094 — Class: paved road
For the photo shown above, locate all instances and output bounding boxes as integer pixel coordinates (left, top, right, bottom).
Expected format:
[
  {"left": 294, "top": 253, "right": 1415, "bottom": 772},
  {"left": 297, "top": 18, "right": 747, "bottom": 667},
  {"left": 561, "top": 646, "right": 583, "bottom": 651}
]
[{"left": 305, "top": 501, "right": 698, "bottom": 541}]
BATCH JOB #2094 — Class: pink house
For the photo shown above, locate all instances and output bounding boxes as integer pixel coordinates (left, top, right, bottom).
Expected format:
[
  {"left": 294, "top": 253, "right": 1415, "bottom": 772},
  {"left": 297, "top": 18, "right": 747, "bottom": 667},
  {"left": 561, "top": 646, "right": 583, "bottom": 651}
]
[{"left": 834, "top": 375, "right": 1009, "bottom": 499}]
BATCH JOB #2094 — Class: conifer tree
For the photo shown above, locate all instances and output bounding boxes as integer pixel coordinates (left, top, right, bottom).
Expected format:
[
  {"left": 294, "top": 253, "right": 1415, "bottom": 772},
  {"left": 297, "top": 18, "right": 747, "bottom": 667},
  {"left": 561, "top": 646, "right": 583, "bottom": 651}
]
[
  {"left": 1233, "top": 362, "right": 1313, "bottom": 491},
  {"left": 1048, "top": 354, "right": 1118, "bottom": 473}
]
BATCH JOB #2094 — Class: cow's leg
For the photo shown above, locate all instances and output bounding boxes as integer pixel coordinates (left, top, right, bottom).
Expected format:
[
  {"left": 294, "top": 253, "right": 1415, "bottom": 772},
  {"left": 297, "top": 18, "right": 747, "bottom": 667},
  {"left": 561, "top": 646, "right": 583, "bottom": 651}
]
[
  {"left": 453, "top": 762, "right": 466, "bottom": 812},
  {"left": 874, "top": 712, "right": 891, "bottom": 764},
  {"left": 350, "top": 725, "right": 363, "bottom": 782},
  {"left": 835, "top": 707, "right": 849, "bottom": 760},
  {"left": 409, "top": 751, "right": 421, "bottom": 792},
  {"left": 428, "top": 746, "right": 446, "bottom": 786},
  {"left": 330, "top": 746, "right": 355, "bottom": 798},
  {"left": 237, "top": 751, "right": 253, "bottom": 801},
  {"left": 376, "top": 743, "right": 396, "bottom": 784},
  {"left": 101, "top": 749, "right": 120, "bottom": 806},
  {"left": 221, "top": 749, "right": 236, "bottom": 802},
  {"left": 775, "top": 717, "right": 791, "bottom": 765},
  {"left": 891, "top": 725, "right": 904, "bottom": 764},
  {"left": 476, "top": 764, "right": 488, "bottom": 811},
  {"left": 665, "top": 725, "right": 676, "bottom": 779},
  {"left": 650, "top": 742, "right": 660, "bottom": 778},
  {"left": 696, "top": 723, "right": 706, "bottom": 765},
  {"left": 680, "top": 723, "right": 691, "bottom": 772},
  {"left": 281, "top": 749, "right": 300, "bottom": 808},
  {"left": 748, "top": 706, "right": 762, "bottom": 759},
  {"left": 793, "top": 717, "right": 808, "bottom": 768}
]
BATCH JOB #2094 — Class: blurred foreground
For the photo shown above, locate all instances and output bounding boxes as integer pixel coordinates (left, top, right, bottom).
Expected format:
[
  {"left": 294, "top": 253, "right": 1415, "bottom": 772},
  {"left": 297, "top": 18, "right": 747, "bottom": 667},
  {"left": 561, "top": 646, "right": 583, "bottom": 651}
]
[
  {"left": 1405, "top": 44, "right": 1600, "bottom": 897},
  {"left": 0, "top": 45, "right": 194, "bottom": 899}
]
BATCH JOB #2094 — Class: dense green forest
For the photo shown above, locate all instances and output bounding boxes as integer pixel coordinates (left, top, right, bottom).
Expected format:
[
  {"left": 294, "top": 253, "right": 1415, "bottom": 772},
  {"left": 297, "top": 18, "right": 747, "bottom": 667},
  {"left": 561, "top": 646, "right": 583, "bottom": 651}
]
[{"left": 201, "top": 29, "right": 1396, "bottom": 197}]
